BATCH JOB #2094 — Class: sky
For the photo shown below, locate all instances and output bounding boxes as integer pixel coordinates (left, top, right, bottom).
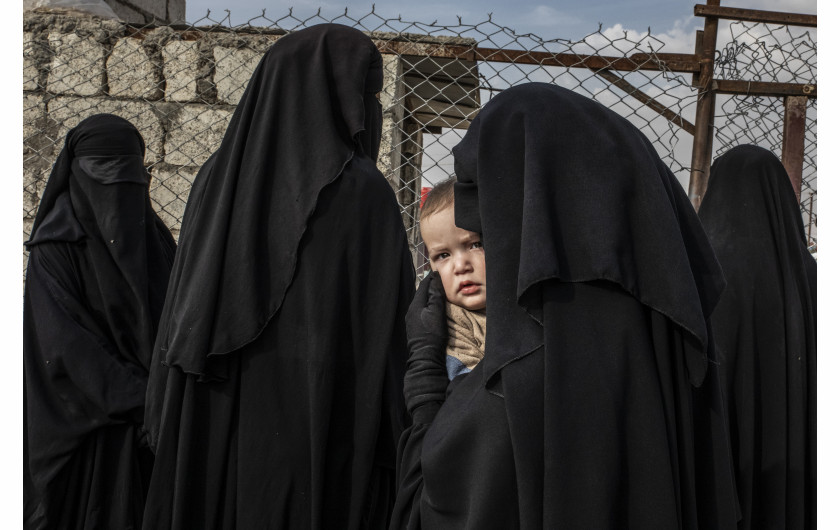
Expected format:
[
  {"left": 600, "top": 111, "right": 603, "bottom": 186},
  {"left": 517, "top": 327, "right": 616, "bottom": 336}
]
[
  {"left": 184, "top": 1, "right": 821, "bottom": 187},
  {"left": 186, "top": 0, "right": 818, "bottom": 48}
]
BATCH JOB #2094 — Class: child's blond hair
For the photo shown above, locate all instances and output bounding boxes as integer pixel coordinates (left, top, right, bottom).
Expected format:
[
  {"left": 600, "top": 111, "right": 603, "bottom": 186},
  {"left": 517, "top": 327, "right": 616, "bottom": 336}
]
[{"left": 420, "top": 177, "right": 456, "bottom": 222}]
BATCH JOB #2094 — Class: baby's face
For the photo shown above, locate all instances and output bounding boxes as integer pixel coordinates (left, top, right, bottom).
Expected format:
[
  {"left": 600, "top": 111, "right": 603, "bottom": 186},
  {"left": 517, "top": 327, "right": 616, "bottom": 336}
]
[{"left": 420, "top": 206, "right": 486, "bottom": 310}]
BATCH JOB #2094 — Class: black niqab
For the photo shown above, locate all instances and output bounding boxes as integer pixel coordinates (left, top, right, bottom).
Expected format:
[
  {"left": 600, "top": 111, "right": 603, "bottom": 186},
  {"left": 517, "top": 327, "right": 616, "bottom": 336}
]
[
  {"left": 699, "top": 145, "right": 817, "bottom": 529},
  {"left": 153, "top": 23, "right": 385, "bottom": 381},
  {"left": 142, "top": 24, "right": 415, "bottom": 529},
  {"left": 23, "top": 114, "right": 176, "bottom": 529},
  {"left": 392, "top": 83, "right": 740, "bottom": 529}
]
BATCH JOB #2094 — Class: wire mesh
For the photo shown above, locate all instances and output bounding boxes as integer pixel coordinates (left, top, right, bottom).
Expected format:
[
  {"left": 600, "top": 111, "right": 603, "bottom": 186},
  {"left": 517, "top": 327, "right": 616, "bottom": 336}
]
[
  {"left": 22, "top": 7, "right": 818, "bottom": 283},
  {"left": 712, "top": 20, "right": 817, "bottom": 251}
]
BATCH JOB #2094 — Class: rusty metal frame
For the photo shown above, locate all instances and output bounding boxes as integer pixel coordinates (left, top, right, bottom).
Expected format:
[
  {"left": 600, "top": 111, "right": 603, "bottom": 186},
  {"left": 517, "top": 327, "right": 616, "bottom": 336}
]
[
  {"left": 695, "top": 4, "right": 817, "bottom": 27},
  {"left": 155, "top": 4, "right": 815, "bottom": 206},
  {"left": 592, "top": 69, "right": 696, "bottom": 135},
  {"left": 782, "top": 96, "right": 808, "bottom": 201}
]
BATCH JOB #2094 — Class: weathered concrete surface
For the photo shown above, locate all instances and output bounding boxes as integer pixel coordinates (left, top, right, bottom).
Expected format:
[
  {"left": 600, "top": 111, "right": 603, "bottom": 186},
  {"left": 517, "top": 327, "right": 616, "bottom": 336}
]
[
  {"left": 149, "top": 165, "right": 199, "bottom": 238},
  {"left": 23, "top": 32, "right": 41, "bottom": 91},
  {"left": 212, "top": 46, "right": 263, "bottom": 105},
  {"left": 379, "top": 54, "right": 403, "bottom": 112},
  {"left": 164, "top": 105, "right": 233, "bottom": 165},
  {"left": 163, "top": 40, "right": 200, "bottom": 102},
  {"left": 128, "top": 0, "right": 168, "bottom": 20},
  {"left": 101, "top": 0, "right": 185, "bottom": 23},
  {"left": 107, "top": 37, "right": 163, "bottom": 99},
  {"left": 167, "top": 0, "right": 185, "bottom": 22},
  {"left": 23, "top": 165, "right": 51, "bottom": 218},
  {"left": 48, "top": 96, "right": 164, "bottom": 164},
  {"left": 23, "top": 94, "right": 46, "bottom": 147},
  {"left": 47, "top": 32, "right": 107, "bottom": 96},
  {"left": 102, "top": 0, "right": 146, "bottom": 24}
]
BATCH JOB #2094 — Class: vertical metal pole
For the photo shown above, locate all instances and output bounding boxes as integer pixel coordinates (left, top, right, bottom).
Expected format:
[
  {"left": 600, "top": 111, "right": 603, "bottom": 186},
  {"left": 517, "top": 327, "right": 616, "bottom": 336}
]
[
  {"left": 688, "top": 0, "right": 721, "bottom": 211},
  {"left": 807, "top": 192, "right": 813, "bottom": 244},
  {"left": 782, "top": 95, "right": 808, "bottom": 202}
]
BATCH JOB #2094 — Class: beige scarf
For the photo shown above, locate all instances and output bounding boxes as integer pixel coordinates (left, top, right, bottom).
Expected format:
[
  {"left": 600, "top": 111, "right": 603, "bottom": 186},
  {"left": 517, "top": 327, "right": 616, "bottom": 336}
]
[{"left": 445, "top": 302, "right": 486, "bottom": 372}]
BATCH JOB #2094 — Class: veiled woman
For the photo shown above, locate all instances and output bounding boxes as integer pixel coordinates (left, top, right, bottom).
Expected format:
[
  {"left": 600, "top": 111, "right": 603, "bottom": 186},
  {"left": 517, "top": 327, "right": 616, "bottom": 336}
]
[
  {"left": 392, "top": 83, "right": 740, "bottom": 529},
  {"left": 699, "top": 145, "right": 816, "bottom": 529},
  {"left": 24, "top": 114, "right": 177, "bottom": 529},
  {"left": 142, "top": 24, "right": 416, "bottom": 529}
]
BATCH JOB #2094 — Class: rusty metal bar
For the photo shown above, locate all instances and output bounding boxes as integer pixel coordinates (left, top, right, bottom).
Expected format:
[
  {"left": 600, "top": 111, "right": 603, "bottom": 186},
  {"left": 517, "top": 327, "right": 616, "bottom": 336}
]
[
  {"left": 375, "top": 40, "right": 701, "bottom": 73},
  {"left": 695, "top": 5, "right": 817, "bottom": 27},
  {"left": 714, "top": 80, "right": 816, "bottom": 98},
  {"left": 688, "top": 2, "right": 721, "bottom": 211},
  {"left": 473, "top": 47, "right": 700, "bottom": 73},
  {"left": 781, "top": 95, "right": 808, "bottom": 202},
  {"left": 593, "top": 69, "right": 696, "bottom": 135}
]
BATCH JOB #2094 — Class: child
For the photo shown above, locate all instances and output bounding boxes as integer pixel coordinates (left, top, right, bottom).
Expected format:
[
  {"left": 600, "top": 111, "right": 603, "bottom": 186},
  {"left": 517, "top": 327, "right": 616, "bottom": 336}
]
[{"left": 419, "top": 177, "right": 486, "bottom": 380}]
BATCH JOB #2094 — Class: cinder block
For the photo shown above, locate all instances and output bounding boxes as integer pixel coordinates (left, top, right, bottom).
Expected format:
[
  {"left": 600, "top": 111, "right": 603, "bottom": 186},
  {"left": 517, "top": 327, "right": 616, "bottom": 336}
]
[
  {"left": 379, "top": 54, "right": 403, "bottom": 112},
  {"left": 164, "top": 105, "right": 233, "bottom": 166},
  {"left": 47, "top": 32, "right": 106, "bottom": 96},
  {"left": 163, "top": 40, "right": 200, "bottom": 102},
  {"left": 107, "top": 37, "right": 163, "bottom": 99},
  {"left": 23, "top": 94, "right": 59, "bottom": 172},
  {"left": 24, "top": 32, "right": 41, "bottom": 91},
  {"left": 149, "top": 165, "right": 199, "bottom": 234},
  {"left": 23, "top": 165, "right": 50, "bottom": 218},
  {"left": 212, "top": 46, "right": 263, "bottom": 105},
  {"left": 23, "top": 94, "right": 46, "bottom": 147},
  {"left": 47, "top": 96, "right": 164, "bottom": 165},
  {"left": 377, "top": 110, "right": 400, "bottom": 184}
]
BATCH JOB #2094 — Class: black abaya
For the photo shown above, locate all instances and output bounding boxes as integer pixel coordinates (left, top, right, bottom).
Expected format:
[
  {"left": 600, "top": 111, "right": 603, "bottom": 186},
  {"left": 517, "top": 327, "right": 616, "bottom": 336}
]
[
  {"left": 23, "top": 114, "right": 176, "bottom": 529},
  {"left": 698, "top": 145, "right": 817, "bottom": 529},
  {"left": 392, "top": 83, "right": 740, "bottom": 529},
  {"left": 142, "top": 24, "right": 415, "bottom": 529}
]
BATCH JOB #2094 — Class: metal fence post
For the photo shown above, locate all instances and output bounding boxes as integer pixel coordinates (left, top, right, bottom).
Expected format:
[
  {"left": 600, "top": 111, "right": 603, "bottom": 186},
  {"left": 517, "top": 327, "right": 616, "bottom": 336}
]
[
  {"left": 782, "top": 95, "right": 807, "bottom": 202},
  {"left": 688, "top": 0, "right": 720, "bottom": 211}
]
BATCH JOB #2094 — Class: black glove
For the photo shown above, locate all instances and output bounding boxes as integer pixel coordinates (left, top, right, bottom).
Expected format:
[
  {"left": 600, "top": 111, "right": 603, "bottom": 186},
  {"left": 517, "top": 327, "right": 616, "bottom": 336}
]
[{"left": 403, "top": 272, "right": 450, "bottom": 424}]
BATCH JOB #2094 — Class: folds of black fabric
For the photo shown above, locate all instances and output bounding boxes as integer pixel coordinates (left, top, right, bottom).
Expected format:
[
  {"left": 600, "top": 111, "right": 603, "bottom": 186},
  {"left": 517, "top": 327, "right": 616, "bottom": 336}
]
[
  {"left": 23, "top": 114, "right": 176, "bottom": 529},
  {"left": 142, "top": 24, "right": 416, "bottom": 529},
  {"left": 391, "top": 83, "right": 740, "bottom": 529},
  {"left": 699, "top": 145, "right": 817, "bottom": 530}
]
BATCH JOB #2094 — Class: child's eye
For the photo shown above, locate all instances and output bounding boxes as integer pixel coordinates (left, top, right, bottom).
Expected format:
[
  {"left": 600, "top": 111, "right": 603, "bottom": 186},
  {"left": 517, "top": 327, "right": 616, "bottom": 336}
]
[
  {"left": 433, "top": 252, "right": 450, "bottom": 261},
  {"left": 470, "top": 241, "right": 483, "bottom": 250}
]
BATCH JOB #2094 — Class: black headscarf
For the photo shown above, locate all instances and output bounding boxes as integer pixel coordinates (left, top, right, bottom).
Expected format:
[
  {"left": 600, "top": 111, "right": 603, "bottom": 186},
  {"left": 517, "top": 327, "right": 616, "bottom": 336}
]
[
  {"left": 142, "top": 24, "right": 415, "bottom": 529},
  {"left": 452, "top": 83, "right": 729, "bottom": 386},
  {"left": 391, "top": 83, "right": 739, "bottom": 529},
  {"left": 699, "top": 145, "right": 817, "bottom": 529},
  {"left": 24, "top": 113, "right": 176, "bottom": 528},
  {"left": 153, "top": 23, "right": 384, "bottom": 381}
]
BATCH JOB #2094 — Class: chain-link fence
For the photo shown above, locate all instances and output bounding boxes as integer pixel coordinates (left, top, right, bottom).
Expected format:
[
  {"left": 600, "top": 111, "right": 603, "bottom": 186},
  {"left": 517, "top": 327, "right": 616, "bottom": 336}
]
[
  {"left": 713, "top": 20, "right": 817, "bottom": 249},
  {"left": 23, "top": 6, "right": 817, "bottom": 282}
]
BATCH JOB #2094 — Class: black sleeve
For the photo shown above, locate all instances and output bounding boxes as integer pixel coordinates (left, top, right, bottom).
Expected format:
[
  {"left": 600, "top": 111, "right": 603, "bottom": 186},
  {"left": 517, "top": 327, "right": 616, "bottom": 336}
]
[{"left": 24, "top": 243, "right": 148, "bottom": 486}]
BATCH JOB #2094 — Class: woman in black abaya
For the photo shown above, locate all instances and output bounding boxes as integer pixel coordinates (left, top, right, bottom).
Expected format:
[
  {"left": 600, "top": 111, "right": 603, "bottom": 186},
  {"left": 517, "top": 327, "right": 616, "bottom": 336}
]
[
  {"left": 23, "top": 114, "right": 176, "bottom": 529},
  {"left": 698, "top": 145, "right": 816, "bottom": 529},
  {"left": 392, "top": 83, "right": 740, "bottom": 529},
  {"left": 142, "top": 24, "right": 416, "bottom": 529}
]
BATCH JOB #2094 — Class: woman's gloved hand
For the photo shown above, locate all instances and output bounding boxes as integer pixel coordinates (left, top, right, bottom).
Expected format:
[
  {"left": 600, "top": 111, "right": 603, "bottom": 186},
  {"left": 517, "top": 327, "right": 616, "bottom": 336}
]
[{"left": 403, "top": 272, "right": 450, "bottom": 424}]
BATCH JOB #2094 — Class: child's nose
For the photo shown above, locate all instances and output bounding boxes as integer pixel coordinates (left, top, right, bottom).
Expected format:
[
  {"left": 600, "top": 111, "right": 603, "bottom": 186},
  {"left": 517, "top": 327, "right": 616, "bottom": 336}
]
[{"left": 454, "top": 254, "right": 473, "bottom": 274}]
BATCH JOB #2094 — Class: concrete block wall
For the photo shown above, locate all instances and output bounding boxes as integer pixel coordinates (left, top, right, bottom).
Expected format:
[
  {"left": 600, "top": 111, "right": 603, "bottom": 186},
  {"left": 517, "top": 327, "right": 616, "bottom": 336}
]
[
  {"left": 103, "top": 0, "right": 186, "bottom": 24},
  {"left": 23, "top": 11, "right": 412, "bottom": 245}
]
